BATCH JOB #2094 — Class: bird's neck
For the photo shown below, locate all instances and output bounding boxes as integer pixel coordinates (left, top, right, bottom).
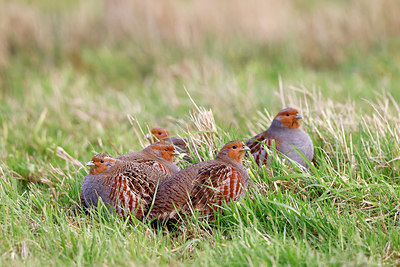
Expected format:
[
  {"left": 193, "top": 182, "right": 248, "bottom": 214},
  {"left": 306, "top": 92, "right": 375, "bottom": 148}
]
[
  {"left": 215, "top": 156, "right": 248, "bottom": 182},
  {"left": 143, "top": 149, "right": 176, "bottom": 169},
  {"left": 268, "top": 119, "right": 300, "bottom": 133},
  {"left": 105, "top": 160, "right": 126, "bottom": 176},
  {"left": 270, "top": 118, "right": 286, "bottom": 130},
  {"left": 215, "top": 154, "right": 242, "bottom": 166},
  {"left": 141, "top": 148, "right": 158, "bottom": 161}
]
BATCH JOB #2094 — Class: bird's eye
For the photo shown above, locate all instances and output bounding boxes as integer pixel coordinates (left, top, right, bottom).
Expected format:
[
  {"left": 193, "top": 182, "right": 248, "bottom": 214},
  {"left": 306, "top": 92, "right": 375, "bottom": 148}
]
[
  {"left": 232, "top": 145, "right": 237, "bottom": 149},
  {"left": 164, "top": 149, "right": 168, "bottom": 151},
  {"left": 100, "top": 160, "right": 104, "bottom": 163},
  {"left": 158, "top": 132, "right": 162, "bottom": 135},
  {"left": 286, "top": 113, "right": 290, "bottom": 116}
]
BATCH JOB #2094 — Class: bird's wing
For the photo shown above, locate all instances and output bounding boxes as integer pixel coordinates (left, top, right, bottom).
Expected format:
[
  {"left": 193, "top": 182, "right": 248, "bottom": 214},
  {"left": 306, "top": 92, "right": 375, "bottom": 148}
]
[
  {"left": 187, "top": 163, "right": 244, "bottom": 216},
  {"left": 108, "top": 166, "right": 157, "bottom": 219},
  {"left": 126, "top": 159, "right": 170, "bottom": 176},
  {"left": 246, "top": 133, "right": 277, "bottom": 165},
  {"left": 117, "top": 153, "right": 169, "bottom": 174}
]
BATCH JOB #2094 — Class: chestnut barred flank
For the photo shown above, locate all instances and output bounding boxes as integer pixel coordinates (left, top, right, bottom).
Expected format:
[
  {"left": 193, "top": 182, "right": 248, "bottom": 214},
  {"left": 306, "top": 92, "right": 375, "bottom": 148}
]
[
  {"left": 149, "top": 141, "right": 250, "bottom": 220},
  {"left": 81, "top": 152, "right": 172, "bottom": 220}
]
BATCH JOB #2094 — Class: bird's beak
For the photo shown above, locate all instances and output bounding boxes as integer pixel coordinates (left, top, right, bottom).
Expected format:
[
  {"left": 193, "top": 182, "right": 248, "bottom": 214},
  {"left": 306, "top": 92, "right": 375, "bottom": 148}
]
[
  {"left": 145, "top": 133, "right": 152, "bottom": 140},
  {"left": 172, "top": 149, "right": 180, "bottom": 156},
  {"left": 86, "top": 160, "right": 95, "bottom": 166},
  {"left": 295, "top": 113, "right": 303, "bottom": 119},
  {"left": 241, "top": 146, "right": 251, "bottom": 152}
]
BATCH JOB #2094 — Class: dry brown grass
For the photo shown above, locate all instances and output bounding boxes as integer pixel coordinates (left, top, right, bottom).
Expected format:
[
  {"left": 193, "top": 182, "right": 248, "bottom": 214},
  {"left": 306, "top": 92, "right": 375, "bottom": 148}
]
[
  {"left": 299, "top": 0, "right": 400, "bottom": 66},
  {"left": 0, "top": 1, "right": 50, "bottom": 67},
  {"left": 1, "top": 0, "right": 400, "bottom": 68}
]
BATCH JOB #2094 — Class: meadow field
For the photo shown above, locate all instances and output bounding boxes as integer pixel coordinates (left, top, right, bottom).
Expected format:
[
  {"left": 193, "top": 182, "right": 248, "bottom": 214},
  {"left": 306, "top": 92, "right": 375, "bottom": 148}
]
[{"left": 1, "top": 0, "right": 400, "bottom": 265}]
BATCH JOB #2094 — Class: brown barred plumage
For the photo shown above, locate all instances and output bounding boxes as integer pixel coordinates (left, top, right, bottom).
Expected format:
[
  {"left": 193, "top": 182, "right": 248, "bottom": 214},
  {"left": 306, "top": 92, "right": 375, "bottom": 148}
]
[
  {"left": 186, "top": 163, "right": 244, "bottom": 216},
  {"left": 149, "top": 141, "right": 250, "bottom": 220},
  {"left": 107, "top": 167, "right": 156, "bottom": 218},
  {"left": 80, "top": 154, "right": 168, "bottom": 220}
]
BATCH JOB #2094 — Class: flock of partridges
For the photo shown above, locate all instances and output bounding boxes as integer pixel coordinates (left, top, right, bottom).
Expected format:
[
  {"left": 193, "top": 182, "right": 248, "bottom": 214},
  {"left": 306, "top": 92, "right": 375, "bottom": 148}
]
[{"left": 80, "top": 107, "right": 314, "bottom": 221}]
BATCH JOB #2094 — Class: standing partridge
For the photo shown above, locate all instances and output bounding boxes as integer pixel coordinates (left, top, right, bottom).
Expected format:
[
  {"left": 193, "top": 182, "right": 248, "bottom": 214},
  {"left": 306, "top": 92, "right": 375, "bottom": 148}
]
[
  {"left": 147, "top": 127, "right": 197, "bottom": 162},
  {"left": 149, "top": 141, "right": 250, "bottom": 220},
  {"left": 80, "top": 153, "right": 168, "bottom": 219},
  {"left": 117, "top": 141, "right": 179, "bottom": 177},
  {"left": 246, "top": 108, "right": 314, "bottom": 168}
]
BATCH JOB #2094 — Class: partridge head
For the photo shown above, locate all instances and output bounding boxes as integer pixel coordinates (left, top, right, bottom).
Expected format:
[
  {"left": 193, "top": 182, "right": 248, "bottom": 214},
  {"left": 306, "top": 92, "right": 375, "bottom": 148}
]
[
  {"left": 150, "top": 127, "right": 172, "bottom": 141},
  {"left": 271, "top": 108, "right": 303, "bottom": 130},
  {"left": 144, "top": 141, "right": 177, "bottom": 163},
  {"left": 216, "top": 140, "right": 251, "bottom": 164},
  {"left": 86, "top": 153, "right": 116, "bottom": 175}
]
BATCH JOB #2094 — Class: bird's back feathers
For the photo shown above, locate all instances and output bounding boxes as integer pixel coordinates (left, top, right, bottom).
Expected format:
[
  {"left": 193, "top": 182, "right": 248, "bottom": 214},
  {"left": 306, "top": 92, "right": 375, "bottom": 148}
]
[{"left": 81, "top": 160, "right": 168, "bottom": 219}]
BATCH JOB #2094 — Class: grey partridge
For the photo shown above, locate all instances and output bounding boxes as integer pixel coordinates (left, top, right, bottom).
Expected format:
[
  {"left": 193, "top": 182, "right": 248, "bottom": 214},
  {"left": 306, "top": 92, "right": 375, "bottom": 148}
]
[
  {"left": 149, "top": 141, "right": 250, "bottom": 220},
  {"left": 117, "top": 141, "right": 179, "bottom": 177},
  {"left": 246, "top": 108, "right": 314, "bottom": 168},
  {"left": 80, "top": 153, "right": 169, "bottom": 219}
]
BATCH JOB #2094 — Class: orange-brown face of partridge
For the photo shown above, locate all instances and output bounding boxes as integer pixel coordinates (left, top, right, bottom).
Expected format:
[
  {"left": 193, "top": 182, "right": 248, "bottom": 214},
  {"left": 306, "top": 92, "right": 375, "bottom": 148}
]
[
  {"left": 86, "top": 153, "right": 116, "bottom": 175},
  {"left": 150, "top": 143, "right": 178, "bottom": 163},
  {"left": 276, "top": 108, "right": 303, "bottom": 129},
  {"left": 220, "top": 141, "right": 251, "bottom": 163},
  {"left": 151, "top": 127, "right": 172, "bottom": 141}
]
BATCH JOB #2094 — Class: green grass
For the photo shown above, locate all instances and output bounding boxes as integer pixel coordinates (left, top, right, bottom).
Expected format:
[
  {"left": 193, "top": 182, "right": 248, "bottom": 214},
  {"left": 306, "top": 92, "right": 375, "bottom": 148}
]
[{"left": 1, "top": 1, "right": 400, "bottom": 265}]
